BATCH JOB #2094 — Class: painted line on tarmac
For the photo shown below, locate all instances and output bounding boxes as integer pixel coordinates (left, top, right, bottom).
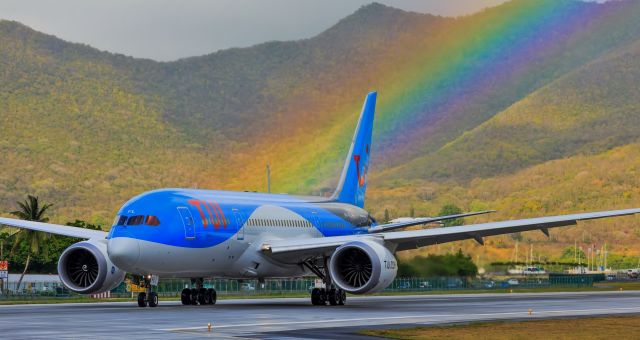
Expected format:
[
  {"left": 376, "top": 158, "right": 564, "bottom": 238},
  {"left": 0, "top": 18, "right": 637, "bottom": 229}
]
[{"left": 160, "top": 306, "right": 640, "bottom": 332}]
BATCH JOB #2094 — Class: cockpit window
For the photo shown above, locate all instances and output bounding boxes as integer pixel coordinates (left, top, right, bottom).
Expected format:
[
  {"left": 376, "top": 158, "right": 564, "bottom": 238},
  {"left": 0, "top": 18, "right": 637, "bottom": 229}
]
[
  {"left": 126, "top": 215, "right": 145, "bottom": 226},
  {"left": 145, "top": 215, "right": 161, "bottom": 226},
  {"left": 116, "top": 215, "right": 127, "bottom": 226}
]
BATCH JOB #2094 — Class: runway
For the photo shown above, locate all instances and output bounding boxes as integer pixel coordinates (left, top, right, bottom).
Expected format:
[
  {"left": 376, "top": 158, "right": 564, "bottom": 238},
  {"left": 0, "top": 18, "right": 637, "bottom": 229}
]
[{"left": 2, "top": 291, "right": 640, "bottom": 339}]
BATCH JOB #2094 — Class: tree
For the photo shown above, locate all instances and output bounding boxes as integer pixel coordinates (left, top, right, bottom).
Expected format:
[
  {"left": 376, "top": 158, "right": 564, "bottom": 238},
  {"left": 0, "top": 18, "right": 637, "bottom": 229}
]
[
  {"left": 560, "top": 245, "right": 585, "bottom": 263},
  {"left": 66, "top": 220, "right": 102, "bottom": 231},
  {"left": 8, "top": 195, "right": 53, "bottom": 291},
  {"left": 438, "top": 203, "right": 464, "bottom": 227},
  {"left": 384, "top": 208, "right": 390, "bottom": 223},
  {"left": 397, "top": 250, "right": 478, "bottom": 277}
]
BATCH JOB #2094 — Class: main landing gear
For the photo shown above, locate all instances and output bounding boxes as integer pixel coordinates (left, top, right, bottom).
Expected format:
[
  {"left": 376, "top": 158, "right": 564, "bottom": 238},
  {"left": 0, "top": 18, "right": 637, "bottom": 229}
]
[
  {"left": 137, "top": 275, "right": 159, "bottom": 308},
  {"left": 304, "top": 259, "right": 347, "bottom": 306},
  {"left": 311, "top": 287, "right": 346, "bottom": 306},
  {"left": 180, "top": 278, "right": 217, "bottom": 306}
]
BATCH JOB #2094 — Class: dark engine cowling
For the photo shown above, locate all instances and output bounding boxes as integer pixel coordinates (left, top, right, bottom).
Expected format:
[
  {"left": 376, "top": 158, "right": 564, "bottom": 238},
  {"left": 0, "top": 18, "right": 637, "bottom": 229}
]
[
  {"left": 58, "top": 240, "right": 125, "bottom": 294},
  {"left": 329, "top": 240, "right": 397, "bottom": 294}
]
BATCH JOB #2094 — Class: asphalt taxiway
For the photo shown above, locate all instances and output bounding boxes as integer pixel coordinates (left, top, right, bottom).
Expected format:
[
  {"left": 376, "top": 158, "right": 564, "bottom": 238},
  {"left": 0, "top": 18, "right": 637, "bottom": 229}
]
[{"left": 2, "top": 291, "right": 640, "bottom": 339}]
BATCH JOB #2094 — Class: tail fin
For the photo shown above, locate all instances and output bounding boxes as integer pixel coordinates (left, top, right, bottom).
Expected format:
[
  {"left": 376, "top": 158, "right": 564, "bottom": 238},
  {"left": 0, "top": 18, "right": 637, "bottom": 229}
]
[{"left": 331, "top": 91, "right": 377, "bottom": 208}]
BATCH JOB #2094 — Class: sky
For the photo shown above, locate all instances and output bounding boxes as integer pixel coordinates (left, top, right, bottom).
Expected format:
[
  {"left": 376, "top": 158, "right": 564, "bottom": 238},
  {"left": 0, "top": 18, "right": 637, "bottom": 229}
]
[{"left": 0, "top": 0, "right": 510, "bottom": 61}]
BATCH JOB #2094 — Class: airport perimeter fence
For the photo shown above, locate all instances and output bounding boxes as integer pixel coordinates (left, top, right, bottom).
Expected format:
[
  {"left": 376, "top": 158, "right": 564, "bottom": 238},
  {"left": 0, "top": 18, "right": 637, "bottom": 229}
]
[{"left": 0, "top": 275, "right": 596, "bottom": 301}]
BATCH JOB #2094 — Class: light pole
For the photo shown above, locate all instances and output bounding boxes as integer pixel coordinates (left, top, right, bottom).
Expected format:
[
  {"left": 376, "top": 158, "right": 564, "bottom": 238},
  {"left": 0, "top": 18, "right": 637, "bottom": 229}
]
[{"left": 266, "top": 163, "right": 271, "bottom": 193}]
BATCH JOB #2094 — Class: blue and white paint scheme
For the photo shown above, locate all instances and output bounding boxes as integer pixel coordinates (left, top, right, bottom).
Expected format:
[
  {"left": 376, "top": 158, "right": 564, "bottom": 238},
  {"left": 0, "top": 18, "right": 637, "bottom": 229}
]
[{"left": 2, "top": 91, "right": 640, "bottom": 307}]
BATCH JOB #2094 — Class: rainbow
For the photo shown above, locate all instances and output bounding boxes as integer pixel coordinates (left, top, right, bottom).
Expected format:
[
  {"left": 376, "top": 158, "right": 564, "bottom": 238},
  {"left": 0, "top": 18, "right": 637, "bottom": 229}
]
[{"left": 221, "top": 0, "right": 636, "bottom": 195}]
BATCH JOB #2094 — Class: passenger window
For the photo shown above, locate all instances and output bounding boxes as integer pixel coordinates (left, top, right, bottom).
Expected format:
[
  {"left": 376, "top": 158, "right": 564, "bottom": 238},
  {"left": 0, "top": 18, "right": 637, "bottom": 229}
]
[{"left": 145, "top": 215, "right": 161, "bottom": 226}]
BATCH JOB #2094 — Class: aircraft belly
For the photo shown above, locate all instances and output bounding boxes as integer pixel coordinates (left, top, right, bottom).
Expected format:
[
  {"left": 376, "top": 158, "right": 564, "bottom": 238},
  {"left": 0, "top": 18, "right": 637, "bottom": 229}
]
[
  {"left": 131, "top": 239, "right": 236, "bottom": 276},
  {"left": 130, "top": 237, "right": 306, "bottom": 278}
]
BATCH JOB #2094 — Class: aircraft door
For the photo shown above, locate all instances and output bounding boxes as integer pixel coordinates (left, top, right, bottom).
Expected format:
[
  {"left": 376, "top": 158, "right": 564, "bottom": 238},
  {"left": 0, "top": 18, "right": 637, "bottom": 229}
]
[
  {"left": 177, "top": 206, "right": 196, "bottom": 240},
  {"left": 232, "top": 209, "right": 245, "bottom": 240}
]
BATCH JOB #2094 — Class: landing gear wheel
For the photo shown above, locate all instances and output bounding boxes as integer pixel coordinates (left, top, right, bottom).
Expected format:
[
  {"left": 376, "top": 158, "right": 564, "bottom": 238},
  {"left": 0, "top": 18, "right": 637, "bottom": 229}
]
[
  {"left": 203, "top": 289, "right": 212, "bottom": 305},
  {"left": 190, "top": 288, "right": 198, "bottom": 305},
  {"left": 319, "top": 288, "right": 327, "bottom": 305},
  {"left": 328, "top": 288, "right": 338, "bottom": 306},
  {"left": 338, "top": 289, "right": 346, "bottom": 305},
  {"left": 197, "top": 288, "right": 207, "bottom": 305},
  {"left": 148, "top": 292, "right": 159, "bottom": 307},
  {"left": 137, "top": 292, "right": 147, "bottom": 307},
  {"left": 207, "top": 288, "right": 217, "bottom": 305},
  {"left": 181, "top": 288, "right": 191, "bottom": 305},
  {"left": 311, "top": 288, "right": 322, "bottom": 305}
]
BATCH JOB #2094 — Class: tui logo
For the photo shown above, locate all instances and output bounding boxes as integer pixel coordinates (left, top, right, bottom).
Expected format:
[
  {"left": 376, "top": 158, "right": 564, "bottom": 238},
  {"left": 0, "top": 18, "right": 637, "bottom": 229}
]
[{"left": 353, "top": 144, "right": 370, "bottom": 188}]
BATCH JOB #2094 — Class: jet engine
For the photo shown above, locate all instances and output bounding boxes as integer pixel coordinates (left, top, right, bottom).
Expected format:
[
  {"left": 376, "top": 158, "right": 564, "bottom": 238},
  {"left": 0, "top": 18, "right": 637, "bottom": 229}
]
[
  {"left": 58, "top": 240, "right": 125, "bottom": 294},
  {"left": 328, "top": 240, "right": 397, "bottom": 294}
]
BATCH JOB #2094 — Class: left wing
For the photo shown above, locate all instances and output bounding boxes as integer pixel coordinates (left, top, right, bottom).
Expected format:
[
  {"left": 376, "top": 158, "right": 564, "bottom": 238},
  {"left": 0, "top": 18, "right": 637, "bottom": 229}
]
[
  {"left": 0, "top": 217, "right": 107, "bottom": 239},
  {"left": 262, "top": 208, "right": 640, "bottom": 259}
]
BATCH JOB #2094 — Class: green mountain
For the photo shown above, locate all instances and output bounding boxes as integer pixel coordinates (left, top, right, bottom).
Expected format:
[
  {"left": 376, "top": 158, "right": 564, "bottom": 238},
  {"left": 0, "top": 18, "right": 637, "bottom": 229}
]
[{"left": 1, "top": 0, "right": 640, "bottom": 263}]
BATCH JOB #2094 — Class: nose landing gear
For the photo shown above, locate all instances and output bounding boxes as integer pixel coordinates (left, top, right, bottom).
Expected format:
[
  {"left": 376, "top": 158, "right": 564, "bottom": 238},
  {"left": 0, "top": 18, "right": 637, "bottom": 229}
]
[
  {"left": 180, "top": 278, "right": 217, "bottom": 306},
  {"left": 137, "top": 275, "right": 159, "bottom": 308}
]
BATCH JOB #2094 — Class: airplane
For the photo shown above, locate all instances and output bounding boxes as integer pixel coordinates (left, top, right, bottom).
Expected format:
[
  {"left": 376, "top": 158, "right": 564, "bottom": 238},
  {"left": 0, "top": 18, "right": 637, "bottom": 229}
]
[{"left": 1, "top": 91, "right": 639, "bottom": 308}]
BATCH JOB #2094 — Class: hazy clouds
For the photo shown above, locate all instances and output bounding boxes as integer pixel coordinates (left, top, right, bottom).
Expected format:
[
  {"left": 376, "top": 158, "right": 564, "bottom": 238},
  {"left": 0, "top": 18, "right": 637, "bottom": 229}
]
[{"left": 0, "top": 0, "right": 510, "bottom": 61}]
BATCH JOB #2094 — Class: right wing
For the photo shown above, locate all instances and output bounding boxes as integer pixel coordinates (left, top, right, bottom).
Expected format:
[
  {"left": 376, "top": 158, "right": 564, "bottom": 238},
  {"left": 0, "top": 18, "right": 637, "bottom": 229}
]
[
  {"left": 0, "top": 217, "right": 107, "bottom": 239},
  {"left": 262, "top": 208, "right": 640, "bottom": 260},
  {"left": 383, "top": 208, "right": 640, "bottom": 251}
]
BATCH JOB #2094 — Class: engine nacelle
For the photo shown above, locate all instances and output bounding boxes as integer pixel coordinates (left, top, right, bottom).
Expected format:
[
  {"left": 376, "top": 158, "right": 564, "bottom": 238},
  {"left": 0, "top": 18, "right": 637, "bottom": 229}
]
[
  {"left": 58, "top": 240, "right": 125, "bottom": 294},
  {"left": 329, "top": 240, "right": 397, "bottom": 294}
]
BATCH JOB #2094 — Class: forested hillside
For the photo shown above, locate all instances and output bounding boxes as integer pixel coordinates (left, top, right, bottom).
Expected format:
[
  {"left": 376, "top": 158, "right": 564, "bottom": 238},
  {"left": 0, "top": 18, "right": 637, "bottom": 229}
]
[{"left": 1, "top": 0, "right": 640, "bottom": 263}]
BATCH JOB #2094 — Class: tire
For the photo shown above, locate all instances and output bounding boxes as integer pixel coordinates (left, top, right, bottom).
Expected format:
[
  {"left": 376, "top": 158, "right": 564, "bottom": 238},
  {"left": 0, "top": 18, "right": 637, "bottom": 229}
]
[
  {"left": 311, "top": 288, "right": 320, "bottom": 305},
  {"left": 137, "top": 292, "right": 147, "bottom": 307},
  {"left": 208, "top": 288, "right": 217, "bottom": 305},
  {"left": 328, "top": 288, "right": 338, "bottom": 306},
  {"left": 198, "top": 288, "right": 207, "bottom": 305},
  {"left": 318, "top": 288, "right": 327, "bottom": 305},
  {"left": 180, "top": 288, "right": 191, "bottom": 305},
  {"left": 190, "top": 288, "right": 198, "bottom": 305},
  {"left": 203, "top": 289, "right": 212, "bottom": 304},
  {"left": 148, "top": 292, "right": 159, "bottom": 307},
  {"left": 338, "top": 290, "right": 346, "bottom": 305}
]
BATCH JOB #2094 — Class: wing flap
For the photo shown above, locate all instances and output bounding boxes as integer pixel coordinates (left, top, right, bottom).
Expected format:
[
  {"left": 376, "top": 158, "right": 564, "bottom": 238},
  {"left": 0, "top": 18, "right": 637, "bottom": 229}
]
[{"left": 0, "top": 217, "right": 107, "bottom": 239}]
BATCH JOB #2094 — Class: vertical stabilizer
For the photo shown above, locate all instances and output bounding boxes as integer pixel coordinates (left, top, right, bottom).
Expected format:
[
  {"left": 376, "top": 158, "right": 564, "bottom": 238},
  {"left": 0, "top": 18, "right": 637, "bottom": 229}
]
[{"left": 331, "top": 92, "right": 377, "bottom": 208}]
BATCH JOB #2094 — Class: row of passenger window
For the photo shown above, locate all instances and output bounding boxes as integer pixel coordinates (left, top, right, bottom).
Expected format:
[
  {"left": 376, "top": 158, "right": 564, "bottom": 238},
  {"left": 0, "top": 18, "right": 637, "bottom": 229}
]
[
  {"left": 245, "top": 219, "right": 349, "bottom": 229},
  {"left": 114, "top": 215, "right": 161, "bottom": 226},
  {"left": 246, "top": 218, "right": 312, "bottom": 228}
]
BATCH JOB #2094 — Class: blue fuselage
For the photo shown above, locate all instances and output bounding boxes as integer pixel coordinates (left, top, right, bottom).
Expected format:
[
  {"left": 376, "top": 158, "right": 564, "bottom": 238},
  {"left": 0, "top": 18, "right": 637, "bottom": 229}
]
[{"left": 107, "top": 189, "right": 375, "bottom": 278}]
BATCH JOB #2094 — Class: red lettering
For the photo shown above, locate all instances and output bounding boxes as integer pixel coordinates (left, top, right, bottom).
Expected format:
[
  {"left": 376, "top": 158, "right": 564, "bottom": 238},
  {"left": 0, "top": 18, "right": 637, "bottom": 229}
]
[{"left": 187, "top": 199, "right": 208, "bottom": 228}]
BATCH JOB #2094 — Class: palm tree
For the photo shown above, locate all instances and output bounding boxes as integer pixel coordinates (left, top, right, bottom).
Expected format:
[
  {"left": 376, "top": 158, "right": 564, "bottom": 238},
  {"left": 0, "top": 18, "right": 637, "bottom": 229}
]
[{"left": 9, "top": 195, "right": 52, "bottom": 292}]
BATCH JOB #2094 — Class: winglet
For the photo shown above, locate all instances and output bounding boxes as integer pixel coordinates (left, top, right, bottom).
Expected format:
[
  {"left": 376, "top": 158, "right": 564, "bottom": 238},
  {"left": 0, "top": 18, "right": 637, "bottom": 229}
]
[{"left": 331, "top": 92, "right": 377, "bottom": 208}]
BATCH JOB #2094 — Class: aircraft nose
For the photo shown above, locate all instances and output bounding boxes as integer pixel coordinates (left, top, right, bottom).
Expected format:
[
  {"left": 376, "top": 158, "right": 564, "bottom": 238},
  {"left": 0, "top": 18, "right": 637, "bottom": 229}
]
[{"left": 108, "top": 237, "right": 140, "bottom": 270}]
